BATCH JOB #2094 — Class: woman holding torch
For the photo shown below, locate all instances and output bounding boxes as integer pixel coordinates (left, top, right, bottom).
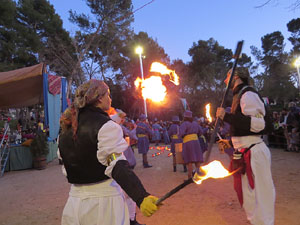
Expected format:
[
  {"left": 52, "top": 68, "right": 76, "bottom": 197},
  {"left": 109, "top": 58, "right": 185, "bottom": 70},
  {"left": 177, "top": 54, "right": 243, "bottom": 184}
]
[{"left": 59, "top": 80, "right": 159, "bottom": 225}]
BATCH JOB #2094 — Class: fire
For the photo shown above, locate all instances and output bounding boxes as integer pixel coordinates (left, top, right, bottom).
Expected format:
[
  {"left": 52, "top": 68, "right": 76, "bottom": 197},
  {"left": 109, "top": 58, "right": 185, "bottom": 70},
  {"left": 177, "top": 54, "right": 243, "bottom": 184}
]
[
  {"left": 134, "top": 76, "right": 167, "bottom": 102},
  {"left": 205, "top": 103, "right": 212, "bottom": 123},
  {"left": 193, "top": 160, "right": 231, "bottom": 184},
  {"left": 134, "top": 62, "right": 180, "bottom": 102},
  {"left": 150, "top": 62, "right": 179, "bottom": 85}
]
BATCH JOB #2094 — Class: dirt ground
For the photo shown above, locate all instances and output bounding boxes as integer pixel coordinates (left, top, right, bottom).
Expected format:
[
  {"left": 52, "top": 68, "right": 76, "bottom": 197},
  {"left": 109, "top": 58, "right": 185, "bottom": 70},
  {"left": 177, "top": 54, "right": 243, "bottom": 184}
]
[{"left": 0, "top": 144, "right": 300, "bottom": 225}]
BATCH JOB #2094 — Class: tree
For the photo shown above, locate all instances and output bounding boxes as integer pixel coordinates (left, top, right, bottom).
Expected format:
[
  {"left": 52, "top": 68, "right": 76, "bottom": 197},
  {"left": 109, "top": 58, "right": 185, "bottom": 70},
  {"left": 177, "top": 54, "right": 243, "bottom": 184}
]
[
  {"left": 255, "top": 0, "right": 300, "bottom": 10},
  {"left": 0, "top": 0, "right": 38, "bottom": 71},
  {"left": 187, "top": 38, "right": 251, "bottom": 115},
  {"left": 251, "top": 31, "right": 297, "bottom": 103},
  {"left": 108, "top": 31, "right": 170, "bottom": 118},
  {"left": 67, "top": 0, "right": 134, "bottom": 96},
  {"left": 0, "top": 0, "right": 76, "bottom": 78},
  {"left": 287, "top": 18, "right": 300, "bottom": 54}
]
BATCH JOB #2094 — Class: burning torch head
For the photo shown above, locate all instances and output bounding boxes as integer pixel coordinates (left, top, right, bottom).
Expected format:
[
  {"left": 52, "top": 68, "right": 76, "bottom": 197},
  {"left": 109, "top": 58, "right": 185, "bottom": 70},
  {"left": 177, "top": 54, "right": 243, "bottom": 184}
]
[
  {"left": 192, "top": 168, "right": 205, "bottom": 183},
  {"left": 191, "top": 160, "right": 232, "bottom": 184}
]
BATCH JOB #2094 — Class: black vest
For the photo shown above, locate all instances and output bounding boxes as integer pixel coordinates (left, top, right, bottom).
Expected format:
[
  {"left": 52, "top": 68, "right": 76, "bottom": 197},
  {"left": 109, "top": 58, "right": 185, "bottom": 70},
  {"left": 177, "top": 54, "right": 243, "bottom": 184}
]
[
  {"left": 230, "top": 84, "right": 269, "bottom": 136},
  {"left": 59, "top": 106, "right": 111, "bottom": 184}
]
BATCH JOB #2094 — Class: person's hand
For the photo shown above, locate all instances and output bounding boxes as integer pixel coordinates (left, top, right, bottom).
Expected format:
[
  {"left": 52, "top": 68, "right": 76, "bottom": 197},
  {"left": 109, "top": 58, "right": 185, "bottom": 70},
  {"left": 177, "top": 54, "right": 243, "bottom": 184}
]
[
  {"left": 216, "top": 107, "right": 226, "bottom": 120},
  {"left": 140, "top": 195, "right": 159, "bottom": 217},
  {"left": 217, "top": 139, "right": 232, "bottom": 153}
]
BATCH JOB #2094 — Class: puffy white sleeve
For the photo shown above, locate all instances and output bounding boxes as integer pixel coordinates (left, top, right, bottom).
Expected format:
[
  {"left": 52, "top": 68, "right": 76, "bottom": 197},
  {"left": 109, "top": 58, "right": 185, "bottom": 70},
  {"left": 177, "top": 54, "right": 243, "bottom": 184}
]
[
  {"left": 97, "top": 120, "right": 128, "bottom": 177},
  {"left": 240, "top": 91, "right": 266, "bottom": 133}
]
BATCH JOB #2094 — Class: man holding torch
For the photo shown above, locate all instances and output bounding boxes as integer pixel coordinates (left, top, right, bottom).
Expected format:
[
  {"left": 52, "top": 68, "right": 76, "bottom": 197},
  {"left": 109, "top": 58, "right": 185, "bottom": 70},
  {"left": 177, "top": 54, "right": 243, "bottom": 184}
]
[{"left": 216, "top": 68, "right": 275, "bottom": 225}]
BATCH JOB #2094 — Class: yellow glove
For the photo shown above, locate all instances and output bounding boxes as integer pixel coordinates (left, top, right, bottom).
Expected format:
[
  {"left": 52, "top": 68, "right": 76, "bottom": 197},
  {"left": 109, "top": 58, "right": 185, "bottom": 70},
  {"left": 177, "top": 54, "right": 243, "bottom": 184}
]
[
  {"left": 140, "top": 195, "right": 158, "bottom": 217},
  {"left": 217, "top": 139, "right": 232, "bottom": 153}
]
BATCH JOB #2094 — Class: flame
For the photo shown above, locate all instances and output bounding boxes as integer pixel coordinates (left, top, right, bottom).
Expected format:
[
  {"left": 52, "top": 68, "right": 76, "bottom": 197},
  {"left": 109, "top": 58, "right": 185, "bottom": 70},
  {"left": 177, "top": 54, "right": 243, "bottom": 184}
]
[
  {"left": 150, "top": 62, "right": 179, "bottom": 85},
  {"left": 193, "top": 160, "right": 231, "bottom": 184},
  {"left": 135, "top": 76, "right": 167, "bottom": 102},
  {"left": 205, "top": 103, "right": 212, "bottom": 123}
]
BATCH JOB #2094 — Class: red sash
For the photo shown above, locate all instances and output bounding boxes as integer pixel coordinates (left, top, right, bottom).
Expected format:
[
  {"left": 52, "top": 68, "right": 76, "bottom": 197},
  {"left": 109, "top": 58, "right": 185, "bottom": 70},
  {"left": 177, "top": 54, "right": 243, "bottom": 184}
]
[{"left": 230, "top": 148, "right": 255, "bottom": 206}]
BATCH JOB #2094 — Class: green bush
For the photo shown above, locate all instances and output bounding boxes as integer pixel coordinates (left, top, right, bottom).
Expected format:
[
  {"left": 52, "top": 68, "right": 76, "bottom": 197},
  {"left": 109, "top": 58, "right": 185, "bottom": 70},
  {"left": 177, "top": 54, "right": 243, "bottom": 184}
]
[{"left": 30, "top": 132, "right": 49, "bottom": 158}]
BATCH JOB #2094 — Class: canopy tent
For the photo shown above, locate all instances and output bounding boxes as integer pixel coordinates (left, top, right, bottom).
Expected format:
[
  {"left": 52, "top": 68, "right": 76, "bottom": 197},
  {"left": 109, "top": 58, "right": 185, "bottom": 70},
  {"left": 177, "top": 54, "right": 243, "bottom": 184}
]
[
  {"left": 0, "top": 63, "right": 68, "bottom": 140},
  {"left": 0, "top": 63, "right": 68, "bottom": 172},
  {"left": 0, "top": 63, "right": 45, "bottom": 109}
]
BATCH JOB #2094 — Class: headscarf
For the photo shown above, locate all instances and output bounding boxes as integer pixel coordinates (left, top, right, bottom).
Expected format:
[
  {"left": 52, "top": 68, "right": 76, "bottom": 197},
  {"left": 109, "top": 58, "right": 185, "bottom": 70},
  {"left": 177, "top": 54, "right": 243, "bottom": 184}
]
[{"left": 60, "top": 79, "right": 109, "bottom": 139}]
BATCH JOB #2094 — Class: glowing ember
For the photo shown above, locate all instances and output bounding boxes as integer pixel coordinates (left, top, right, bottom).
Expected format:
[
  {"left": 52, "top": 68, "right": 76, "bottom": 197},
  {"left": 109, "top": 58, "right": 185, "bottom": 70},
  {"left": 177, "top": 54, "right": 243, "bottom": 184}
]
[
  {"left": 135, "top": 76, "right": 166, "bottom": 102},
  {"left": 205, "top": 103, "right": 212, "bottom": 123},
  {"left": 193, "top": 160, "right": 231, "bottom": 184},
  {"left": 150, "top": 62, "right": 179, "bottom": 85}
]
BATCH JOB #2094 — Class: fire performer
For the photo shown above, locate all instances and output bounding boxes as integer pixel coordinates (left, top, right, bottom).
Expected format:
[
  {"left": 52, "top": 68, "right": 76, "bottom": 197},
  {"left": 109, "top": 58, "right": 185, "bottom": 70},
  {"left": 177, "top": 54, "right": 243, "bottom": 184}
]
[
  {"left": 136, "top": 114, "right": 153, "bottom": 168},
  {"left": 168, "top": 115, "right": 187, "bottom": 172},
  {"left": 59, "top": 80, "right": 159, "bottom": 225},
  {"left": 179, "top": 110, "right": 203, "bottom": 180},
  {"left": 216, "top": 68, "right": 275, "bottom": 225}
]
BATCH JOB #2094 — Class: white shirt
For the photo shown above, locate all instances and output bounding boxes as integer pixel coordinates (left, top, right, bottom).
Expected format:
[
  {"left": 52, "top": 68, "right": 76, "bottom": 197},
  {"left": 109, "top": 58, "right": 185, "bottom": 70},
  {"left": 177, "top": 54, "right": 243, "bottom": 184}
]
[
  {"left": 232, "top": 91, "right": 265, "bottom": 149},
  {"left": 96, "top": 120, "right": 128, "bottom": 177}
]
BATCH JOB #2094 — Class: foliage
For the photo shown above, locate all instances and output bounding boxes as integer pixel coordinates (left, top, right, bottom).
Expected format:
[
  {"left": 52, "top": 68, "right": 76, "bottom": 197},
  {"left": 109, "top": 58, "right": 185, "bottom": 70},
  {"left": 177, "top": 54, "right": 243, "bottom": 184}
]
[
  {"left": 251, "top": 31, "right": 297, "bottom": 103},
  {"left": 108, "top": 31, "right": 171, "bottom": 118},
  {"left": 186, "top": 38, "right": 252, "bottom": 114},
  {"left": 0, "top": 0, "right": 75, "bottom": 75},
  {"left": 67, "top": 0, "right": 134, "bottom": 91},
  {"left": 287, "top": 18, "right": 300, "bottom": 55},
  {"left": 30, "top": 132, "right": 49, "bottom": 158},
  {"left": 2, "top": 0, "right": 300, "bottom": 120},
  {"left": 255, "top": 0, "right": 300, "bottom": 10}
]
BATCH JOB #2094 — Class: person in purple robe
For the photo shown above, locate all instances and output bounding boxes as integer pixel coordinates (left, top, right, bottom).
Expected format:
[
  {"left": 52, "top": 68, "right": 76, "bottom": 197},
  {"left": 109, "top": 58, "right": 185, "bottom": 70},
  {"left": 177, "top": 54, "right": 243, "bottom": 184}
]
[
  {"left": 136, "top": 114, "right": 153, "bottom": 168},
  {"left": 168, "top": 116, "right": 187, "bottom": 172},
  {"left": 162, "top": 122, "right": 170, "bottom": 144},
  {"left": 179, "top": 110, "right": 203, "bottom": 179},
  {"left": 152, "top": 119, "right": 162, "bottom": 146}
]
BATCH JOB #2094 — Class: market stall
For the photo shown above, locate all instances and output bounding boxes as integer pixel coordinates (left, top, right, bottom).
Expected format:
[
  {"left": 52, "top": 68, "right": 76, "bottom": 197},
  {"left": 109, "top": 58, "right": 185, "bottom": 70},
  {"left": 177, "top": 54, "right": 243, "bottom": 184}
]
[{"left": 0, "top": 63, "right": 67, "bottom": 171}]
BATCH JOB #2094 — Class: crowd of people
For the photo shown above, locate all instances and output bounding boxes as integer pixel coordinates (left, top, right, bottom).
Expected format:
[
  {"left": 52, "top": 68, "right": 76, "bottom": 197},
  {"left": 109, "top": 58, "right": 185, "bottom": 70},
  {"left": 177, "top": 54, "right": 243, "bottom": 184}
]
[
  {"left": 0, "top": 114, "right": 47, "bottom": 146},
  {"left": 268, "top": 102, "right": 300, "bottom": 152}
]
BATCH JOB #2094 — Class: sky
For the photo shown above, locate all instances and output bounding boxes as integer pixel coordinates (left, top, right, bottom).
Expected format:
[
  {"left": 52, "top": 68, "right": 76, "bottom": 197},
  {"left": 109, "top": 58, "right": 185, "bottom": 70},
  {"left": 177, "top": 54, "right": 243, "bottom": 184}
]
[{"left": 48, "top": 0, "right": 299, "bottom": 63}]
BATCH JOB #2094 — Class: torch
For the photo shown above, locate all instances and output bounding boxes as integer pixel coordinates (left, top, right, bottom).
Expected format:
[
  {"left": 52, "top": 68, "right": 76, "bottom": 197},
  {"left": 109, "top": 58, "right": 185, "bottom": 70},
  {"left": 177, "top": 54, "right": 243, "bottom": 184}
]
[
  {"left": 205, "top": 103, "right": 222, "bottom": 140},
  {"left": 204, "top": 41, "right": 244, "bottom": 163},
  {"left": 156, "top": 160, "right": 238, "bottom": 205}
]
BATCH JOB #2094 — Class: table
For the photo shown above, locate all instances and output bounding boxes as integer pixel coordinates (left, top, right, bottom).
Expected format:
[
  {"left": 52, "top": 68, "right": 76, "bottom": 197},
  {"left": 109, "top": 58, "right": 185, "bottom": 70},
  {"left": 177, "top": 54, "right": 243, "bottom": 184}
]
[{"left": 5, "top": 141, "right": 58, "bottom": 171}]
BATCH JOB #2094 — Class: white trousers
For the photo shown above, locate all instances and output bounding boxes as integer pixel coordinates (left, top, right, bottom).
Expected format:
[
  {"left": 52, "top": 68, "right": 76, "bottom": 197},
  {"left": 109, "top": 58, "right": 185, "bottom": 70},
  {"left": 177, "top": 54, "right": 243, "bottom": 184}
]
[
  {"left": 62, "top": 179, "right": 129, "bottom": 225},
  {"left": 241, "top": 142, "right": 275, "bottom": 225}
]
